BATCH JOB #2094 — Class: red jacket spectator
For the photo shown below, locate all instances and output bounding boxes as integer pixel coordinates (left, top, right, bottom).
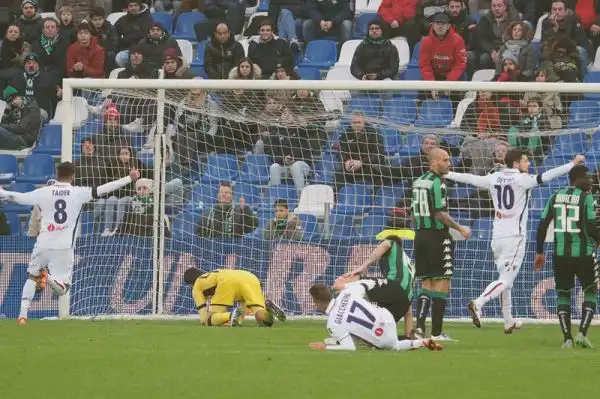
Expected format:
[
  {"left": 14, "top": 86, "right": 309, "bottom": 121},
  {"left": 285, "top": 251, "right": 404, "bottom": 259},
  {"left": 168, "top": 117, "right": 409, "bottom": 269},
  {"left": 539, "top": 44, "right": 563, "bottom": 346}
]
[
  {"left": 66, "top": 28, "right": 105, "bottom": 78},
  {"left": 378, "top": 0, "right": 419, "bottom": 24},
  {"left": 419, "top": 24, "right": 466, "bottom": 81}
]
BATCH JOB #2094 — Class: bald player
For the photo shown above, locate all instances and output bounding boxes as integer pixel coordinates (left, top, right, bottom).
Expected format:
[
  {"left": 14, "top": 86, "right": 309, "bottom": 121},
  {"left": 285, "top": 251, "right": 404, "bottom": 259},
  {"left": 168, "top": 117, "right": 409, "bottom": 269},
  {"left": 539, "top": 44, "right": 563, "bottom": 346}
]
[{"left": 411, "top": 148, "right": 471, "bottom": 341}]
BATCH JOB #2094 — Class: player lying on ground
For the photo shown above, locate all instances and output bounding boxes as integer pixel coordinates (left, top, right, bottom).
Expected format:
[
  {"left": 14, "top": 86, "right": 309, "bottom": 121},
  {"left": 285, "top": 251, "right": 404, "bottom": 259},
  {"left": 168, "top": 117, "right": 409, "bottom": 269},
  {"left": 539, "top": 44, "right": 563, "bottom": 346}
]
[
  {"left": 183, "top": 268, "right": 286, "bottom": 327},
  {"left": 342, "top": 228, "right": 417, "bottom": 337},
  {"left": 307, "top": 282, "right": 442, "bottom": 351},
  {"left": 535, "top": 164, "right": 599, "bottom": 349},
  {"left": 445, "top": 150, "right": 584, "bottom": 333},
  {"left": 0, "top": 162, "right": 140, "bottom": 324}
]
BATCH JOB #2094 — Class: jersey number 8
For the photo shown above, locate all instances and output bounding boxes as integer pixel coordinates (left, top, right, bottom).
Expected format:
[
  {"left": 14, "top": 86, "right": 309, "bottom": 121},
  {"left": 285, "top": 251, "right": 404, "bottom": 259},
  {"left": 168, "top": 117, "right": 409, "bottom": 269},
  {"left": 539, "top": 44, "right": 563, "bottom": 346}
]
[{"left": 54, "top": 199, "right": 68, "bottom": 224}]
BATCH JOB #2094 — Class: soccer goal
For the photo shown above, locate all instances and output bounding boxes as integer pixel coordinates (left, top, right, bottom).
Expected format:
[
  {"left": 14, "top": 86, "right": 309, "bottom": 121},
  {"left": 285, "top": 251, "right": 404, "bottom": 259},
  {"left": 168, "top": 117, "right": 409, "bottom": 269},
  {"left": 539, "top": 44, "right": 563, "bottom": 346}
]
[{"left": 56, "top": 77, "right": 600, "bottom": 324}]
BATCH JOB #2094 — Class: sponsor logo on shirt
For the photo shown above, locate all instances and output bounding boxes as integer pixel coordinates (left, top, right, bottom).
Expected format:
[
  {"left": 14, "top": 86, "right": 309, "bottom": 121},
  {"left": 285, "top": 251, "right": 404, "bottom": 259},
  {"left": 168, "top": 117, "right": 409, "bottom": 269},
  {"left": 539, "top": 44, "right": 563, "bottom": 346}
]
[{"left": 47, "top": 224, "right": 66, "bottom": 232}]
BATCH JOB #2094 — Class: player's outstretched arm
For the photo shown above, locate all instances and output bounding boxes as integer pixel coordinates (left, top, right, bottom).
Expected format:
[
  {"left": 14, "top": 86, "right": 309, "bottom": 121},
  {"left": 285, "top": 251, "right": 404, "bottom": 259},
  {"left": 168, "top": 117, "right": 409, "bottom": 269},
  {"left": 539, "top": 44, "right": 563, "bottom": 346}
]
[
  {"left": 94, "top": 169, "right": 140, "bottom": 198},
  {"left": 527, "top": 155, "right": 585, "bottom": 189},
  {"left": 343, "top": 241, "right": 392, "bottom": 278},
  {"left": 0, "top": 187, "right": 41, "bottom": 206},
  {"left": 310, "top": 332, "right": 357, "bottom": 351},
  {"left": 445, "top": 171, "right": 492, "bottom": 189}
]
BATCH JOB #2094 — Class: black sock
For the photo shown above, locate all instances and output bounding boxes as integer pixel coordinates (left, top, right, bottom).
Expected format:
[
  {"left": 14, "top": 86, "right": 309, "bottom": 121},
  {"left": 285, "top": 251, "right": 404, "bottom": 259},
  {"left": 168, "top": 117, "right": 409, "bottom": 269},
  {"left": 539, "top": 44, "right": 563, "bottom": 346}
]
[
  {"left": 431, "top": 296, "right": 447, "bottom": 337},
  {"left": 557, "top": 305, "right": 572, "bottom": 341},
  {"left": 416, "top": 291, "right": 432, "bottom": 332},
  {"left": 579, "top": 301, "right": 596, "bottom": 336}
]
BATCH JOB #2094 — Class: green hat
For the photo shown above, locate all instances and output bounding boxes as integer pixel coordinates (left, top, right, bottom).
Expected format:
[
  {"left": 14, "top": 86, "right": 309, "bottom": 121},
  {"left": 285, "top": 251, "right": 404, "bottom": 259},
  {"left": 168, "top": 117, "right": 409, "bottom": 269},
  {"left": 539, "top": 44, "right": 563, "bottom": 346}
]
[{"left": 2, "top": 86, "right": 19, "bottom": 101}]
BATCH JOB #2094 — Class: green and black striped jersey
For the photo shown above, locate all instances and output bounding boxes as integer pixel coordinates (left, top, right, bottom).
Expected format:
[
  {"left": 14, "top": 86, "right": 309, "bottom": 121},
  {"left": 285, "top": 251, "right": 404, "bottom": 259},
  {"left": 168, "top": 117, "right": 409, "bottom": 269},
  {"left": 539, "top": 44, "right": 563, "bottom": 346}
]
[
  {"left": 536, "top": 187, "right": 600, "bottom": 257},
  {"left": 377, "top": 238, "right": 416, "bottom": 299},
  {"left": 412, "top": 171, "right": 448, "bottom": 231}
]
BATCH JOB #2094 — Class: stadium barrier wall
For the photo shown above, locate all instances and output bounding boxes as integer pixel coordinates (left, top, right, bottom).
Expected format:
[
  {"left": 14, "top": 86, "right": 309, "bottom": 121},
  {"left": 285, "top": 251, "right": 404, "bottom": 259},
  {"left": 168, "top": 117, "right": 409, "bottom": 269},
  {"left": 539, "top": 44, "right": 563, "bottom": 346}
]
[{"left": 0, "top": 236, "right": 596, "bottom": 320}]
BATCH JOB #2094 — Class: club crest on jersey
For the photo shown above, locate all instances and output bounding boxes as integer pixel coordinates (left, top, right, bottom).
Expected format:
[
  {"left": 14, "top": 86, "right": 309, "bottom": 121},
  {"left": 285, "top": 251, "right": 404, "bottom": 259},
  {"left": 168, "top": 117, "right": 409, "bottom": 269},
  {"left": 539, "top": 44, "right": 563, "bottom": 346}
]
[{"left": 374, "top": 327, "right": 384, "bottom": 337}]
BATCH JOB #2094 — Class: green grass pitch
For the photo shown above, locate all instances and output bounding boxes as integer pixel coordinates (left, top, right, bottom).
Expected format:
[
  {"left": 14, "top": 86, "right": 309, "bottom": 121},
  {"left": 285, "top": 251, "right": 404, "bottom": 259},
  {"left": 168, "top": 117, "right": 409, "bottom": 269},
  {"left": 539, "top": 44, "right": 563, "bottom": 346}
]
[{"left": 0, "top": 321, "right": 598, "bottom": 399}]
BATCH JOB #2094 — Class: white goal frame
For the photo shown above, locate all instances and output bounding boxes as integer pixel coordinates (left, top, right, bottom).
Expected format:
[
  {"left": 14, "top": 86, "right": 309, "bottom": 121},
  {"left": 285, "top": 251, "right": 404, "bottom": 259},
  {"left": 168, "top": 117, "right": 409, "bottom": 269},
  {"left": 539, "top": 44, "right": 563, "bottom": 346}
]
[{"left": 58, "top": 78, "right": 600, "bottom": 324}]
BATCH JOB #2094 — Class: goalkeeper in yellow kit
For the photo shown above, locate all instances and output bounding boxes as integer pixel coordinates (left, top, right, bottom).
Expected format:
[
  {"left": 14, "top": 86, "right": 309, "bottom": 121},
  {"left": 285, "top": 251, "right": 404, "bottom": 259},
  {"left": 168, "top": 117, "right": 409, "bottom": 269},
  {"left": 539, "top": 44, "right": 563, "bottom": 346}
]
[{"left": 183, "top": 268, "right": 287, "bottom": 327}]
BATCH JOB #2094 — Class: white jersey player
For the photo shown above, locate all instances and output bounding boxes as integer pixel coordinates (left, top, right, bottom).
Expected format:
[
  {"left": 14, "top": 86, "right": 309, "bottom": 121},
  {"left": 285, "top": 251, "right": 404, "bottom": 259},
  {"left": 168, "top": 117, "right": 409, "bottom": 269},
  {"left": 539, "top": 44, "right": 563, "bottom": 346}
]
[
  {"left": 0, "top": 161, "right": 140, "bottom": 324},
  {"left": 307, "top": 281, "right": 442, "bottom": 351},
  {"left": 445, "top": 149, "right": 584, "bottom": 332}
]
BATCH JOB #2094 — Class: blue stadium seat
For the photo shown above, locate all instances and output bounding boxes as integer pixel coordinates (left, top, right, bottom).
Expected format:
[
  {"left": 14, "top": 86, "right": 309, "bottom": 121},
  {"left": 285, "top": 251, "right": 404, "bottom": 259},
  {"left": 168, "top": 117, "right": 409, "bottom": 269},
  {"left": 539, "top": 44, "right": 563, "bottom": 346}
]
[
  {"left": 297, "top": 40, "right": 337, "bottom": 69},
  {"left": 358, "top": 214, "right": 387, "bottom": 238},
  {"left": 353, "top": 13, "right": 377, "bottom": 39},
  {"left": 398, "top": 69, "right": 421, "bottom": 97},
  {"left": 233, "top": 182, "right": 261, "bottom": 209},
  {"left": 569, "top": 100, "right": 600, "bottom": 128},
  {"left": 382, "top": 97, "right": 417, "bottom": 124},
  {"left": 441, "top": 134, "right": 463, "bottom": 148},
  {"left": 470, "top": 12, "right": 481, "bottom": 22},
  {"left": 414, "top": 99, "right": 453, "bottom": 127},
  {"left": 238, "top": 154, "right": 271, "bottom": 185},
  {"left": 201, "top": 153, "right": 238, "bottom": 183},
  {"left": 333, "top": 184, "right": 372, "bottom": 215},
  {"left": 172, "top": 211, "right": 202, "bottom": 239},
  {"left": 540, "top": 155, "right": 570, "bottom": 170},
  {"left": 4, "top": 212, "right": 21, "bottom": 235},
  {"left": 16, "top": 154, "right": 54, "bottom": 184},
  {"left": 330, "top": 213, "right": 355, "bottom": 238},
  {"left": 172, "top": 11, "right": 206, "bottom": 41},
  {"left": 398, "top": 134, "right": 421, "bottom": 156},
  {"left": 381, "top": 129, "right": 402, "bottom": 155},
  {"left": 33, "top": 124, "right": 62, "bottom": 155},
  {"left": 2, "top": 183, "right": 35, "bottom": 212},
  {"left": 187, "top": 184, "right": 219, "bottom": 211},
  {"left": 256, "top": 0, "right": 269, "bottom": 12},
  {"left": 261, "top": 185, "right": 298, "bottom": 211},
  {"left": 78, "top": 211, "right": 95, "bottom": 237},
  {"left": 0, "top": 154, "right": 18, "bottom": 184},
  {"left": 472, "top": 218, "right": 493, "bottom": 240},
  {"left": 374, "top": 186, "right": 407, "bottom": 215},
  {"left": 551, "top": 133, "right": 586, "bottom": 156},
  {"left": 584, "top": 71, "right": 600, "bottom": 100},
  {"left": 408, "top": 41, "right": 421, "bottom": 68},
  {"left": 137, "top": 152, "right": 154, "bottom": 168},
  {"left": 152, "top": 12, "right": 173, "bottom": 34},
  {"left": 588, "top": 131, "right": 600, "bottom": 154},
  {"left": 312, "top": 151, "right": 339, "bottom": 184},
  {"left": 346, "top": 96, "right": 382, "bottom": 117},
  {"left": 449, "top": 186, "right": 474, "bottom": 201},
  {"left": 191, "top": 40, "right": 208, "bottom": 67},
  {"left": 296, "top": 66, "right": 322, "bottom": 80},
  {"left": 297, "top": 213, "right": 319, "bottom": 240}
]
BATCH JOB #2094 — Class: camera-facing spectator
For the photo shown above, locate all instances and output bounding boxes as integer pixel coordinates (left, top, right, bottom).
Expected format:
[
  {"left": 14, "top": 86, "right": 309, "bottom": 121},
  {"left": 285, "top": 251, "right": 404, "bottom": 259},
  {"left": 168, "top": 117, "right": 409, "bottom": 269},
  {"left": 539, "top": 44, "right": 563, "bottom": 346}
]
[
  {"left": 265, "top": 199, "right": 304, "bottom": 240},
  {"left": 228, "top": 56, "right": 262, "bottom": 79},
  {"left": 66, "top": 22, "right": 105, "bottom": 78},
  {"left": 204, "top": 22, "right": 244, "bottom": 80},
  {"left": 303, "top": 0, "right": 353, "bottom": 45},
  {"left": 116, "top": 178, "right": 171, "bottom": 237},
  {"left": 15, "top": 0, "right": 44, "bottom": 45},
  {"left": 0, "top": 24, "right": 31, "bottom": 73},
  {"left": 459, "top": 130, "right": 507, "bottom": 175},
  {"left": 74, "top": 136, "right": 109, "bottom": 188},
  {"left": 520, "top": 68, "right": 563, "bottom": 129},
  {"left": 55, "top": 0, "right": 96, "bottom": 24},
  {"left": 162, "top": 47, "right": 195, "bottom": 79},
  {"left": 350, "top": 20, "right": 399, "bottom": 81},
  {"left": 509, "top": 97, "right": 552, "bottom": 156},
  {"left": 475, "top": 0, "right": 520, "bottom": 69},
  {"left": 377, "top": 0, "right": 421, "bottom": 52},
  {"left": 400, "top": 134, "right": 438, "bottom": 181},
  {"left": 31, "top": 17, "right": 69, "bottom": 78},
  {"left": 117, "top": 43, "right": 159, "bottom": 78},
  {"left": 540, "top": 33, "right": 580, "bottom": 82},
  {"left": 248, "top": 19, "right": 295, "bottom": 79},
  {"left": 195, "top": 182, "right": 258, "bottom": 237},
  {"left": 89, "top": 7, "right": 119, "bottom": 73},
  {"left": 268, "top": 0, "right": 306, "bottom": 53},
  {"left": 57, "top": 6, "right": 77, "bottom": 44},
  {"left": 137, "top": 21, "right": 181, "bottom": 71},
  {"left": 494, "top": 20, "right": 536, "bottom": 80},
  {"left": 448, "top": 0, "right": 477, "bottom": 52},
  {"left": 0, "top": 86, "right": 41, "bottom": 150},
  {"left": 114, "top": 0, "right": 153, "bottom": 67}
]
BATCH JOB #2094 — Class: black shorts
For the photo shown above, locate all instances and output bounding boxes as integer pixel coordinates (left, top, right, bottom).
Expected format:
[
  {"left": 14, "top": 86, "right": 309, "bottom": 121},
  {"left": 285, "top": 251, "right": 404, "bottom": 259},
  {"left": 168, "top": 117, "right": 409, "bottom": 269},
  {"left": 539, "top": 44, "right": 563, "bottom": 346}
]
[
  {"left": 553, "top": 255, "right": 600, "bottom": 292},
  {"left": 414, "top": 230, "right": 454, "bottom": 279},
  {"left": 362, "top": 278, "right": 411, "bottom": 322}
]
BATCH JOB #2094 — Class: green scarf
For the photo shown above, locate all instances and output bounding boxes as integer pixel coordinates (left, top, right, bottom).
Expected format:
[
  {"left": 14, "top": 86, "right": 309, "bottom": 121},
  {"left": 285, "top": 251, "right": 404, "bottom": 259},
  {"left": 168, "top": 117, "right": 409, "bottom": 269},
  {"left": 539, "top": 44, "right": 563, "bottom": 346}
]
[
  {"left": 39, "top": 34, "right": 57, "bottom": 55},
  {"left": 365, "top": 36, "right": 387, "bottom": 45}
]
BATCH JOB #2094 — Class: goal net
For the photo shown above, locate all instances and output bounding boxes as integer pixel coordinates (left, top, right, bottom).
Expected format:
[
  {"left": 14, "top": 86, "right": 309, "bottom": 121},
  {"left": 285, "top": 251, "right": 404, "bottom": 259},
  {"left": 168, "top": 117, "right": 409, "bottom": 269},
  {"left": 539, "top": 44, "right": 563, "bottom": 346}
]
[{"left": 55, "top": 78, "right": 600, "bottom": 323}]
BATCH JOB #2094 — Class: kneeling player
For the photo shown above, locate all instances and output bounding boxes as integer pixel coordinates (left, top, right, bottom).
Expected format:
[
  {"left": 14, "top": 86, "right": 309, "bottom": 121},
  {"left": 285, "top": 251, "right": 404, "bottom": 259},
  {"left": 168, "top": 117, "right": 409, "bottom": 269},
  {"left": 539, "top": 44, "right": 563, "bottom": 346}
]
[
  {"left": 308, "top": 282, "right": 442, "bottom": 351},
  {"left": 183, "top": 268, "right": 286, "bottom": 327},
  {"left": 535, "top": 165, "right": 600, "bottom": 348}
]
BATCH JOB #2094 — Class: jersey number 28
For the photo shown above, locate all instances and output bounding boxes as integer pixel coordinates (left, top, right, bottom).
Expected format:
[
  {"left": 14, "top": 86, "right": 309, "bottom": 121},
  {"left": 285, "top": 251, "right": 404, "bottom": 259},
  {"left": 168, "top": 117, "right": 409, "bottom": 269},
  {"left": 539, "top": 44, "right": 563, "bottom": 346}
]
[
  {"left": 347, "top": 301, "right": 376, "bottom": 330},
  {"left": 54, "top": 199, "right": 68, "bottom": 224}
]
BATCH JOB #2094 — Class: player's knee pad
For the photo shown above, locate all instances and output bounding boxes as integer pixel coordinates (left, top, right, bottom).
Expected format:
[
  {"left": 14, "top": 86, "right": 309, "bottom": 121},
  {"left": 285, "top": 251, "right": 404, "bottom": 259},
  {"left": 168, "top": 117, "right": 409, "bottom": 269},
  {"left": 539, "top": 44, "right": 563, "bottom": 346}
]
[
  {"left": 556, "top": 289, "right": 571, "bottom": 306},
  {"left": 583, "top": 285, "right": 598, "bottom": 306}
]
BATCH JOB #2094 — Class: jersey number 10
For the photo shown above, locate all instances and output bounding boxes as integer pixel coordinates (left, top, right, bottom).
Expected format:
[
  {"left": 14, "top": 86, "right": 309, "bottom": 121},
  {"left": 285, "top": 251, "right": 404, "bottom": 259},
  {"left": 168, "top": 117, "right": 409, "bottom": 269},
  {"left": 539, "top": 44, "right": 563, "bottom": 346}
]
[{"left": 494, "top": 185, "right": 515, "bottom": 210}]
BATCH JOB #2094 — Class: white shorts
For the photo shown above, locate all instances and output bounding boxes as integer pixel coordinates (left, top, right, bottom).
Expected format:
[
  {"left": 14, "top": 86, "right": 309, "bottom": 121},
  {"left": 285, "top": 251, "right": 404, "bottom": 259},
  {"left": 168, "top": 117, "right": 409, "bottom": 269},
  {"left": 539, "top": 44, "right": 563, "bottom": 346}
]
[
  {"left": 491, "top": 236, "right": 526, "bottom": 287},
  {"left": 370, "top": 307, "right": 400, "bottom": 350},
  {"left": 28, "top": 247, "right": 75, "bottom": 285}
]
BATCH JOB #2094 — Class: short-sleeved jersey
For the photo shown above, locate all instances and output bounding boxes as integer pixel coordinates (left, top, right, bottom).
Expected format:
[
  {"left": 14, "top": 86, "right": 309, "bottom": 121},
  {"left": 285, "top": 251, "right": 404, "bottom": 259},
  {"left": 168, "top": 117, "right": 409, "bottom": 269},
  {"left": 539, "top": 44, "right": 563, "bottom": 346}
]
[
  {"left": 376, "top": 238, "right": 415, "bottom": 298},
  {"left": 3, "top": 183, "right": 93, "bottom": 249},
  {"left": 412, "top": 171, "right": 447, "bottom": 231},
  {"left": 191, "top": 269, "right": 258, "bottom": 309},
  {"left": 540, "top": 187, "right": 597, "bottom": 257},
  {"left": 326, "top": 282, "right": 395, "bottom": 349},
  {"left": 446, "top": 169, "right": 543, "bottom": 239}
]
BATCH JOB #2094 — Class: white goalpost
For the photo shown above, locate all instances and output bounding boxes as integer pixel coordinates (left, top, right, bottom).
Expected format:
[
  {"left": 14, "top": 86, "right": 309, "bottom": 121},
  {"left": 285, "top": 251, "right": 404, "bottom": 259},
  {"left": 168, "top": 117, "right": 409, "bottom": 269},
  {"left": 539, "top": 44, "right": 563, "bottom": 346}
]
[{"left": 55, "top": 78, "right": 600, "bottom": 324}]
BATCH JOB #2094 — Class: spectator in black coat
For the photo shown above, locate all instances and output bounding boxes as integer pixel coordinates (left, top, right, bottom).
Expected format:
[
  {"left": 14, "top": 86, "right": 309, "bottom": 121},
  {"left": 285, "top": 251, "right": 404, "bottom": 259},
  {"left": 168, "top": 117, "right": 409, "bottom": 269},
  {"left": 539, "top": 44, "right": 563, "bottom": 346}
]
[
  {"left": 204, "top": 22, "right": 244, "bottom": 79},
  {"left": 0, "top": 86, "right": 41, "bottom": 150},
  {"left": 74, "top": 136, "right": 110, "bottom": 188},
  {"left": 15, "top": 0, "right": 43, "bottom": 45},
  {"left": 114, "top": 0, "right": 153, "bottom": 67},
  {"left": 248, "top": 19, "right": 295, "bottom": 79},
  {"left": 201, "top": 0, "right": 246, "bottom": 36},
  {"left": 117, "top": 43, "right": 159, "bottom": 78},
  {"left": 137, "top": 21, "right": 181, "bottom": 71},
  {"left": 303, "top": 0, "right": 353, "bottom": 44},
  {"left": 57, "top": 5, "right": 77, "bottom": 44},
  {"left": 9, "top": 52, "right": 59, "bottom": 120},
  {"left": 89, "top": 7, "right": 119, "bottom": 73},
  {"left": 269, "top": 0, "right": 307, "bottom": 52},
  {"left": 475, "top": 0, "right": 520, "bottom": 69},
  {"left": 31, "top": 18, "right": 69, "bottom": 78},
  {"left": 116, "top": 178, "right": 171, "bottom": 237},
  {"left": 448, "top": 0, "right": 477, "bottom": 75},
  {"left": 0, "top": 24, "right": 30, "bottom": 87},
  {"left": 350, "top": 19, "right": 399, "bottom": 81}
]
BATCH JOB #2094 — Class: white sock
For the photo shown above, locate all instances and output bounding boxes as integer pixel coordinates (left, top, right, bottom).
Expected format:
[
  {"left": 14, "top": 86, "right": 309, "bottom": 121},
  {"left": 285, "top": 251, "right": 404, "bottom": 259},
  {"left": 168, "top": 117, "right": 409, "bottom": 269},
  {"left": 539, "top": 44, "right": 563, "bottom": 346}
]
[
  {"left": 475, "top": 280, "right": 506, "bottom": 309},
  {"left": 19, "top": 279, "right": 37, "bottom": 318},
  {"left": 501, "top": 288, "right": 514, "bottom": 325},
  {"left": 394, "top": 339, "right": 423, "bottom": 351},
  {"left": 48, "top": 276, "right": 68, "bottom": 296}
]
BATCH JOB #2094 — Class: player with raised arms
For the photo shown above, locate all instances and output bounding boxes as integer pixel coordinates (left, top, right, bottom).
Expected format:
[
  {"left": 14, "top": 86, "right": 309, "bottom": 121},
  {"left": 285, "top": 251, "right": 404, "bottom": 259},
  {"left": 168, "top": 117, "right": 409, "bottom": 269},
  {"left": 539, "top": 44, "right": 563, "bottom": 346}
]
[
  {"left": 535, "top": 165, "right": 599, "bottom": 348},
  {"left": 183, "top": 268, "right": 286, "bottom": 327},
  {"left": 445, "top": 149, "right": 584, "bottom": 332},
  {"left": 412, "top": 148, "right": 471, "bottom": 341},
  {"left": 307, "top": 282, "right": 442, "bottom": 351},
  {"left": 0, "top": 161, "right": 140, "bottom": 324}
]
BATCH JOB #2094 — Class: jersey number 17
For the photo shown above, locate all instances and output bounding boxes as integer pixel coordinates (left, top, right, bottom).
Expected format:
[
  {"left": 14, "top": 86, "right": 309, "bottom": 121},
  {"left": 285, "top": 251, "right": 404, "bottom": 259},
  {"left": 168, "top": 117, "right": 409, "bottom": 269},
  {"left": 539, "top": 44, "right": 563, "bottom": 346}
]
[{"left": 347, "top": 301, "right": 376, "bottom": 330}]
